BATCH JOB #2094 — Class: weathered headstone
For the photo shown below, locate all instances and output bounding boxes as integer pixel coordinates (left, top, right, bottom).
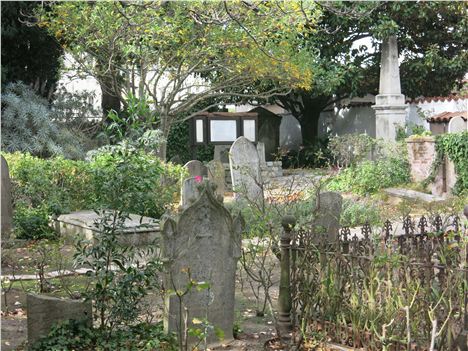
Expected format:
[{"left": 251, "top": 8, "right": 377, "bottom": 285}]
[
  {"left": 207, "top": 160, "right": 225, "bottom": 199},
  {"left": 162, "top": 182, "right": 242, "bottom": 345},
  {"left": 213, "top": 145, "right": 230, "bottom": 163},
  {"left": 314, "top": 191, "right": 343, "bottom": 242},
  {"left": 448, "top": 116, "right": 467, "bottom": 134},
  {"left": 27, "top": 294, "right": 92, "bottom": 345},
  {"left": 1, "top": 155, "right": 13, "bottom": 239},
  {"left": 229, "top": 136, "right": 263, "bottom": 203},
  {"left": 180, "top": 177, "right": 204, "bottom": 209},
  {"left": 256, "top": 141, "right": 266, "bottom": 165},
  {"left": 183, "top": 160, "right": 207, "bottom": 179}
]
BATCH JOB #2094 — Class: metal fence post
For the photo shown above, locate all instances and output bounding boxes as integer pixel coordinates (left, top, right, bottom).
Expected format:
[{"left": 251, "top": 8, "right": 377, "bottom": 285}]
[{"left": 278, "top": 215, "right": 296, "bottom": 337}]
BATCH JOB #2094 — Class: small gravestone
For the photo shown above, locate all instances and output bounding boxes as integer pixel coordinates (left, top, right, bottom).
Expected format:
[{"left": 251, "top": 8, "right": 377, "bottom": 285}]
[
  {"left": 207, "top": 160, "right": 225, "bottom": 199},
  {"left": 1, "top": 155, "right": 13, "bottom": 239},
  {"left": 314, "top": 191, "right": 343, "bottom": 242},
  {"left": 180, "top": 177, "right": 204, "bottom": 209},
  {"left": 448, "top": 116, "right": 467, "bottom": 133},
  {"left": 162, "top": 182, "right": 242, "bottom": 345},
  {"left": 183, "top": 160, "right": 207, "bottom": 179},
  {"left": 229, "top": 136, "right": 263, "bottom": 203},
  {"left": 256, "top": 141, "right": 267, "bottom": 165},
  {"left": 27, "top": 294, "right": 92, "bottom": 345},
  {"left": 213, "top": 145, "right": 230, "bottom": 163}
]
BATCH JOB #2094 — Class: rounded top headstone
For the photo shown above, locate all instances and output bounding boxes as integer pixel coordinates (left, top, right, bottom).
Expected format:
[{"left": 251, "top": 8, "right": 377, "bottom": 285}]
[{"left": 448, "top": 116, "right": 467, "bottom": 134}]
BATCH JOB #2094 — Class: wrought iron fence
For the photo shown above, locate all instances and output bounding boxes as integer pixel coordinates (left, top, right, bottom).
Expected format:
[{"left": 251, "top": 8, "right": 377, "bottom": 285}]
[{"left": 278, "top": 214, "right": 467, "bottom": 350}]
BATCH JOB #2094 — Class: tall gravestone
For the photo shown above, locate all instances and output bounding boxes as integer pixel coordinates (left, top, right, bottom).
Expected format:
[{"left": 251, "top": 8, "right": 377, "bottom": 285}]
[
  {"left": 314, "top": 191, "right": 343, "bottom": 242},
  {"left": 183, "top": 160, "right": 207, "bottom": 179},
  {"left": 180, "top": 177, "right": 203, "bottom": 209},
  {"left": 229, "top": 136, "right": 263, "bottom": 203},
  {"left": 162, "top": 182, "right": 242, "bottom": 345},
  {"left": 207, "top": 160, "right": 225, "bottom": 199},
  {"left": 213, "top": 145, "right": 230, "bottom": 163},
  {"left": 1, "top": 155, "right": 13, "bottom": 239},
  {"left": 256, "top": 142, "right": 267, "bottom": 165}
]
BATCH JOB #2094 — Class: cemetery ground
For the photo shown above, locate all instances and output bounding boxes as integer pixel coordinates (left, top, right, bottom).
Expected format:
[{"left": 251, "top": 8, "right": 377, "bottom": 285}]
[{"left": 2, "top": 165, "right": 466, "bottom": 351}]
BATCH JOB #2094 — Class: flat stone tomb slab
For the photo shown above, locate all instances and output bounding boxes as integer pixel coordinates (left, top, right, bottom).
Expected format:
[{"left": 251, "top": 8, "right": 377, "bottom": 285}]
[{"left": 55, "top": 210, "right": 160, "bottom": 246}]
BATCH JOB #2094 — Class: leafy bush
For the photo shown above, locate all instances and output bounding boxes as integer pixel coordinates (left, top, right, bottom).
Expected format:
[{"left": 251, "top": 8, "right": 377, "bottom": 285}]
[
  {"left": 340, "top": 198, "right": 382, "bottom": 227},
  {"left": 1, "top": 82, "right": 88, "bottom": 159},
  {"left": 328, "top": 156, "right": 410, "bottom": 195},
  {"left": 74, "top": 210, "right": 162, "bottom": 329},
  {"left": 167, "top": 121, "right": 192, "bottom": 164},
  {"left": 3, "top": 150, "right": 184, "bottom": 223},
  {"left": 31, "top": 319, "right": 177, "bottom": 351},
  {"left": 280, "top": 137, "right": 331, "bottom": 169},
  {"left": 426, "top": 131, "right": 468, "bottom": 194},
  {"left": 13, "top": 205, "right": 56, "bottom": 240},
  {"left": 328, "top": 133, "right": 376, "bottom": 168}
]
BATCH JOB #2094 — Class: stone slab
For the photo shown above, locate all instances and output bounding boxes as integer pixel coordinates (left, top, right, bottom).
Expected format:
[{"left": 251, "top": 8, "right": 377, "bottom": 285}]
[
  {"left": 55, "top": 210, "right": 160, "bottom": 246},
  {"left": 384, "top": 188, "right": 446, "bottom": 203}
]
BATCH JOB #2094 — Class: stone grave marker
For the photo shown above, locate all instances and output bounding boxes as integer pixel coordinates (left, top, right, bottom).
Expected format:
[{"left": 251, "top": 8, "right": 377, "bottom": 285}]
[
  {"left": 207, "top": 160, "right": 225, "bottom": 199},
  {"left": 1, "top": 155, "right": 13, "bottom": 239},
  {"left": 27, "top": 294, "right": 92, "bottom": 345},
  {"left": 162, "top": 182, "right": 242, "bottom": 345},
  {"left": 256, "top": 141, "right": 267, "bottom": 165},
  {"left": 229, "top": 136, "right": 263, "bottom": 203},
  {"left": 314, "top": 191, "right": 343, "bottom": 242},
  {"left": 448, "top": 116, "right": 467, "bottom": 133},
  {"left": 213, "top": 145, "right": 230, "bottom": 163},
  {"left": 180, "top": 177, "right": 204, "bottom": 209},
  {"left": 183, "top": 160, "right": 207, "bottom": 179}
]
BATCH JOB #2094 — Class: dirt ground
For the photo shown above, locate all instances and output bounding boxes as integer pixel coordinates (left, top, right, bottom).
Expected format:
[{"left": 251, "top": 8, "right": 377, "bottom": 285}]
[{"left": 1, "top": 270, "right": 281, "bottom": 351}]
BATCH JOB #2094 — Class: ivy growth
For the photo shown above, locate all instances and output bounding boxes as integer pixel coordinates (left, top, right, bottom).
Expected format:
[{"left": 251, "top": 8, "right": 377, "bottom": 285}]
[{"left": 424, "top": 131, "right": 468, "bottom": 194}]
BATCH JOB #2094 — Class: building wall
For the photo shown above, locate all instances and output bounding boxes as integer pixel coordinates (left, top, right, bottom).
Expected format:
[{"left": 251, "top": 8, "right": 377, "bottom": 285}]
[{"left": 318, "top": 106, "right": 376, "bottom": 137}]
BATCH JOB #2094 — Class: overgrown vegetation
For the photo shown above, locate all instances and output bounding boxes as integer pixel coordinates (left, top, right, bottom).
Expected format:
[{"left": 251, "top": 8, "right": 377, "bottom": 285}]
[
  {"left": 31, "top": 319, "right": 176, "bottom": 351},
  {"left": 328, "top": 156, "right": 410, "bottom": 195},
  {"left": 291, "top": 216, "right": 465, "bottom": 350},
  {"left": 425, "top": 131, "right": 468, "bottom": 194},
  {"left": 340, "top": 198, "right": 382, "bottom": 227},
  {"left": 3, "top": 151, "right": 183, "bottom": 240}
]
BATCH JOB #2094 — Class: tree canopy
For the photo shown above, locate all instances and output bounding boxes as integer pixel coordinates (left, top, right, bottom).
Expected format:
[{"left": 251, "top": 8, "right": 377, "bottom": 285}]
[
  {"left": 276, "top": 1, "right": 468, "bottom": 143},
  {"left": 1, "top": 1, "right": 63, "bottom": 98},
  {"left": 38, "top": 1, "right": 320, "bottom": 159}
]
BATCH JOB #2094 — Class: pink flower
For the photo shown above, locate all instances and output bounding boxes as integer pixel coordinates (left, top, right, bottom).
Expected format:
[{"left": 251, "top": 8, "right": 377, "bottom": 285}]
[{"left": 194, "top": 176, "right": 203, "bottom": 183}]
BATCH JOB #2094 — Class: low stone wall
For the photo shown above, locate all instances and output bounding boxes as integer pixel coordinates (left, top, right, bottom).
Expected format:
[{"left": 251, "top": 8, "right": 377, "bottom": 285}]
[
  {"left": 406, "top": 136, "right": 436, "bottom": 182},
  {"left": 27, "top": 294, "right": 92, "bottom": 346},
  {"left": 223, "top": 161, "right": 283, "bottom": 191}
]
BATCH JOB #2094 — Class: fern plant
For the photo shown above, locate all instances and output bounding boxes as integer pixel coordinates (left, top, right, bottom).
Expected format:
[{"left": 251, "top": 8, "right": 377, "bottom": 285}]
[{"left": 1, "top": 82, "right": 86, "bottom": 159}]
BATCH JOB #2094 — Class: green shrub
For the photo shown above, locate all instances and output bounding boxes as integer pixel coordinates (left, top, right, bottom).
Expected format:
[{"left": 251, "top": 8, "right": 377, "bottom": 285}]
[
  {"left": 31, "top": 319, "right": 177, "bottom": 351},
  {"left": 328, "top": 156, "right": 410, "bottom": 195},
  {"left": 328, "top": 133, "right": 376, "bottom": 168},
  {"left": 13, "top": 205, "right": 56, "bottom": 240},
  {"left": 340, "top": 198, "right": 382, "bottom": 227},
  {"left": 3, "top": 150, "right": 184, "bottom": 222},
  {"left": 426, "top": 131, "right": 468, "bottom": 194}
]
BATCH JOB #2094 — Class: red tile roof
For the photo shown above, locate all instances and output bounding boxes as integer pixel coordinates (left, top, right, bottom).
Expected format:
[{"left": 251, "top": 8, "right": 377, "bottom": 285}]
[
  {"left": 427, "top": 111, "right": 467, "bottom": 123},
  {"left": 407, "top": 95, "right": 468, "bottom": 104}
]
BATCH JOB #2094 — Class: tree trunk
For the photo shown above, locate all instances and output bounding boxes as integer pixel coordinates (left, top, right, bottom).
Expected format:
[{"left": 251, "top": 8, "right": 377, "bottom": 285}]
[
  {"left": 101, "top": 85, "right": 121, "bottom": 119},
  {"left": 299, "top": 111, "right": 320, "bottom": 145},
  {"left": 157, "top": 112, "right": 170, "bottom": 161},
  {"left": 297, "top": 97, "right": 327, "bottom": 145}
]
